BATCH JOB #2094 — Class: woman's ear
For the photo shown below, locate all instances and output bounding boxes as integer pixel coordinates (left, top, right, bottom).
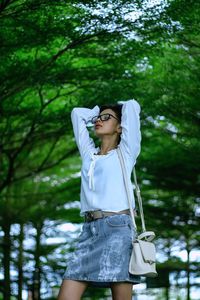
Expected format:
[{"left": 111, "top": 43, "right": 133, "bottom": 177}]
[{"left": 117, "top": 125, "right": 122, "bottom": 134}]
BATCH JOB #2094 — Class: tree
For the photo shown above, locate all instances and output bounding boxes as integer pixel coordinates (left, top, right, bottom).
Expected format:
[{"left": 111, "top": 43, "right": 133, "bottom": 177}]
[{"left": 0, "top": 0, "right": 199, "bottom": 299}]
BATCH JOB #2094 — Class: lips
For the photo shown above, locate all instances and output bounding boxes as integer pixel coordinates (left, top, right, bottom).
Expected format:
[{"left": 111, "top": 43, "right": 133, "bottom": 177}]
[{"left": 95, "top": 124, "right": 102, "bottom": 129}]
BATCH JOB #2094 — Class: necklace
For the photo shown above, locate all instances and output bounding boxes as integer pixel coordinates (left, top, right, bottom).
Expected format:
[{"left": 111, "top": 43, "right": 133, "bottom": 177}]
[{"left": 98, "top": 146, "right": 118, "bottom": 155}]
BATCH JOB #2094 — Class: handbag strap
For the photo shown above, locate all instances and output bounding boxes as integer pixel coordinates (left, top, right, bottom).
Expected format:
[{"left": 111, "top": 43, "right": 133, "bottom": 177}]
[
  {"left": 117, "top": 147, "right": 146, "bottom": 233},
  {"left": 117, "top": 147, "right": 137, "bottom": 229},
  {"left": 138, "top": 231, "right": 155, "bottom": 242},
  {"left": 132, "top": 167, "right": 146, "bottom": 233}
]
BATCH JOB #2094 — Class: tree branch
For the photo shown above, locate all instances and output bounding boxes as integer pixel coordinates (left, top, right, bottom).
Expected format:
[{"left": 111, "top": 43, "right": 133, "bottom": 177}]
[{"left": 13, "top": 147, "right": 78, "bottom": 183}]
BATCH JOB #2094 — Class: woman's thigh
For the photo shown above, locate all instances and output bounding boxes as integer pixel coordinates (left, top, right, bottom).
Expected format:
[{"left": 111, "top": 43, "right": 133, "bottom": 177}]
[
  {"left": 57, "top": 279, "right": 88, "bottom": 300},
  {"left": 111, "top": 282, "right": 133, "bottom": 300}
]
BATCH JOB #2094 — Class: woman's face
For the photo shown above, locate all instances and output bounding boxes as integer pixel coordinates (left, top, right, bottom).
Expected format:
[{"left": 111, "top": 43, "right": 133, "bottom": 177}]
[{"left": 94, "top": 109, "right": 121, "bottom": 138}]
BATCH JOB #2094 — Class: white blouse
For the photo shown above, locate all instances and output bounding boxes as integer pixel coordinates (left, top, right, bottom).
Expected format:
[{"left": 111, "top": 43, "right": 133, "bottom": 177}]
[{"left": 71, "top": 99, "right": 141, "bottom": 215}]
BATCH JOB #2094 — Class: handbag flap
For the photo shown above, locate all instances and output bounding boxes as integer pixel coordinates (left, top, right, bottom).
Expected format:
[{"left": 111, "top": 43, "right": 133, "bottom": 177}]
[{"left": 137, "top": 239, "right": 156, "bottom": 264}]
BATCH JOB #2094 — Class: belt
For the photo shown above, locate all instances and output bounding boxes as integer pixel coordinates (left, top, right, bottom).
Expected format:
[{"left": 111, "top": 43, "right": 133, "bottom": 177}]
[{"left": 84, "top": 209, "right": 130, "bottom": 222}]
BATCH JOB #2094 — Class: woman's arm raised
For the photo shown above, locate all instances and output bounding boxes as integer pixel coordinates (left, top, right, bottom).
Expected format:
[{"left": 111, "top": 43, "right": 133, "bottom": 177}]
[
  {"left": 71, "top": 106, "right": 99, "bottom": 159},
  {"left": 119, "top": 99, "right": 141, "bottom": 166}
]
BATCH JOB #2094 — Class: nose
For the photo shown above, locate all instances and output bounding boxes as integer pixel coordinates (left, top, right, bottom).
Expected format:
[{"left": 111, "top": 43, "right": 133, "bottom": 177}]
[
  {"left": 95, "top": 117, "right": 102, "bottom": 124},
  {"left": 94, "top": 119, "right": 102, "bottom": 128}
]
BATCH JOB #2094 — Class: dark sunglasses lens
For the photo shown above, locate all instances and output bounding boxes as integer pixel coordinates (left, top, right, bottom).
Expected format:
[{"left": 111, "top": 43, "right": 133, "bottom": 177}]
[
  {"left": 101, "top": 114, "right": 110, "bottom": 121},
  {"left": 92, "top": 114, "right": 111, "bottom": 123}
]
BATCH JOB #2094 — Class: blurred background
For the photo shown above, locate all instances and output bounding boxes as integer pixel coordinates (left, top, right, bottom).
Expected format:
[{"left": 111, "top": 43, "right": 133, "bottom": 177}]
[{"left": 0, "top": 0, "right": 199, "bottom": 299}]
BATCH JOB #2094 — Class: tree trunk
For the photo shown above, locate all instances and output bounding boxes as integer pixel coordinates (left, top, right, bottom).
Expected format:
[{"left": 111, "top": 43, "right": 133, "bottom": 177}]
[
  {"left": 17, "top": 223, "right": 24, "bottom": 300},
  {"left": 186, "top": 245, "right": 191, "bottom": 300},
  {"left": 2, "top": 218, "right": 11, "bottom": 300},
  {"left": 33, "top": 223, "right": 43, "bottom": 300},
  {"left": 165, "top": 286, "right": 169, "bottom": 300}
]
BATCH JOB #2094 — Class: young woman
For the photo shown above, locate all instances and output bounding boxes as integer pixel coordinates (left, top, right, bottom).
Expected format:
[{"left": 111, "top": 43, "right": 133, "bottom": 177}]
[{"left": 58, "top": 99, "right": 141, "bottom": 300}]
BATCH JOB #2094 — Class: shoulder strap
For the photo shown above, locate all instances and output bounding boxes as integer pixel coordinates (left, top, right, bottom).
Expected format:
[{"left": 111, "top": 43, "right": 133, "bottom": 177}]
[
  {"left": 117, "top": 147, "right": 146, "bottom": 233},
  {"left": 117, "top": 147, "right": 137, "bottom": 229},
  {"left": 132, "top": 167, "right": 146, "bottom": 232}
]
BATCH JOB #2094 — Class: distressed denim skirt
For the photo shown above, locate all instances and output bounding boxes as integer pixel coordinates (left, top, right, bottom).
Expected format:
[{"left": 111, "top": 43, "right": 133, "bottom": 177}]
[{"left": 63, "top": 214, "right": 141, "bottom": 287}]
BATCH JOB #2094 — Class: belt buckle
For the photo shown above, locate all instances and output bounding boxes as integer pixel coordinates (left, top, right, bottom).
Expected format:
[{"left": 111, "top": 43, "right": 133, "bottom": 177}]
[
  {"left": 88, "top": 211, "right": 94, "bottom": 221},
  {"left": 85, "top": 211, "right": 94, "bottom": 222}
]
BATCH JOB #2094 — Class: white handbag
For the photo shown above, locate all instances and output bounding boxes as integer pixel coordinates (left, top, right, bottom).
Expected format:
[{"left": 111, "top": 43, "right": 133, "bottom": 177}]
[{"left": 117, "top": 147, "right": 158, "bottom": 278}]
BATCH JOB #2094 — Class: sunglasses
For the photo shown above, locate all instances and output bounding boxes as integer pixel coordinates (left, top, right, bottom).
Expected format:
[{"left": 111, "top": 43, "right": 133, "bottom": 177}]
[{"left": 91, "top": 113, "right": 119, "bottom": 124}]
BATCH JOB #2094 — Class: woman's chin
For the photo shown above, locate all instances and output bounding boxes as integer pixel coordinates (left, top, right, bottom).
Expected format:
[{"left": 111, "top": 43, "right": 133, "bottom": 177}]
[
  {"left": 94, "top": 129, "right": 104, "bottom": 137},
  {"left": 95, "top": 131, "right": 102, "bottom": 138}
]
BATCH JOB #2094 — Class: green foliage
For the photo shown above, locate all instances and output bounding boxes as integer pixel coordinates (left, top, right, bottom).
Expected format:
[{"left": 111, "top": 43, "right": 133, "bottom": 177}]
[{"left": 0, "top": 0, "right": 199, "bottom": 299}]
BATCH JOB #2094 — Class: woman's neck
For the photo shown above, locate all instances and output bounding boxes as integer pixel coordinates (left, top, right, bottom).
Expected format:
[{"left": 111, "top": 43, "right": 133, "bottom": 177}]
[{"left": 99, "top": 137, "right": 118, "bottom": 155}]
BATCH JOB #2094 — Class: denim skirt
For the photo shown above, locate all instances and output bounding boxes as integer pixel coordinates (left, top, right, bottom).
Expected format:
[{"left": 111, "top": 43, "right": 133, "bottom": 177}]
[{"left": 63, "top": 214, "right": 141, "bottom": 287}]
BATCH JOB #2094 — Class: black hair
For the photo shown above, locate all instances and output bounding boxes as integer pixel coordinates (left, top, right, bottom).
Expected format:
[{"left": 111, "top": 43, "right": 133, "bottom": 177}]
[{"left": 100, "top": 104, "right": 122, "bottom": 123}]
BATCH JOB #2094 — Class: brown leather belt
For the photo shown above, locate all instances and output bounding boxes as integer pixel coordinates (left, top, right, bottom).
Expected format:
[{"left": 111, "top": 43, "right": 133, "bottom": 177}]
[{"left": 84, "top": 209, "right": 130, "bottom": 222}]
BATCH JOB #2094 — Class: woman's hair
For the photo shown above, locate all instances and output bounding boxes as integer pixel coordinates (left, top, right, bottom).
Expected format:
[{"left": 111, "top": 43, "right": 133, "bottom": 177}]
[{"left": 100, "top": 104, "right": 123, "bottom": 123}]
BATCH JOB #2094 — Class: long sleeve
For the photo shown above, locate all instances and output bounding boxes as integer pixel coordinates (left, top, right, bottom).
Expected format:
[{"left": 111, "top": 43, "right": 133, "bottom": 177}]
[
  {"left": 119, "top": 99, "right": 141, "bottom": 167},
  {"left": 71, "top": 106, "right": 100, "bottom": 159}
]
